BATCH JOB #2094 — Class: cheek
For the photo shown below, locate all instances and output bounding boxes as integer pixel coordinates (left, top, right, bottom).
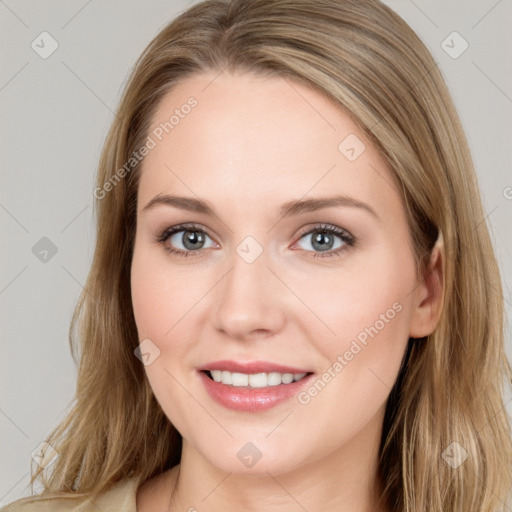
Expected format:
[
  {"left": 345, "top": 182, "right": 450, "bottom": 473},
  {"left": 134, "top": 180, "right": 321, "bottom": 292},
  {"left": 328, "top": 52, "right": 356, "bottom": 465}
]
[
  {"left": 297, "top": 246, "right": 415, "bottom": 393},
  {"left": 297, "top": 248, "right": 414, "bottom": 340},
  {"left": 130, "top": 244, "right": 197, "bottom": 340},
  {"left": 130, "top": 249, "right": 201, "bottom": 433},
  {"left": 290, "top": 268, "right": 413, "bottom": 451}
]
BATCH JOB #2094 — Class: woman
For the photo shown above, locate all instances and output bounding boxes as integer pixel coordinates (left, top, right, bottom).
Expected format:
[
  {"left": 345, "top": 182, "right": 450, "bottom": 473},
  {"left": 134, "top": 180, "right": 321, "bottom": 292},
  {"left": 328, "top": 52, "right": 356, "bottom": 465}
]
[{"left": 3, "top": 0, "right": 511, "bottom": 511}]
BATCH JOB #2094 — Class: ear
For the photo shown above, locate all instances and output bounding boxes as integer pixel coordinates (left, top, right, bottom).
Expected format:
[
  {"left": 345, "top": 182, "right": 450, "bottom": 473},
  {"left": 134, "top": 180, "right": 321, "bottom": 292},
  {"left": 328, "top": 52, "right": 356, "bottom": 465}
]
[{"left": 408, "top": 234, "right": 444, "bottom": 339}]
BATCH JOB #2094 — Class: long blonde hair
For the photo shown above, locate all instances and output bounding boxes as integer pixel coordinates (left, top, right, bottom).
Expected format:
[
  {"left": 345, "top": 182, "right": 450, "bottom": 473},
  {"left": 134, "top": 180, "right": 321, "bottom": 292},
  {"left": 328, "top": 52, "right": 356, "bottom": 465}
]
[{"left": 11, "top": 1, "right": 512, "bottom": 510}]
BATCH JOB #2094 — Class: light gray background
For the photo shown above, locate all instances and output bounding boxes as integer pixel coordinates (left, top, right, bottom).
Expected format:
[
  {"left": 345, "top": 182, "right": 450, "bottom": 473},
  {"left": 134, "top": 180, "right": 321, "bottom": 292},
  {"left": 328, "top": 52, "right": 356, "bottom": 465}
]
[{"left": 1, "top": 0, "right": 511, "bottom": 505}]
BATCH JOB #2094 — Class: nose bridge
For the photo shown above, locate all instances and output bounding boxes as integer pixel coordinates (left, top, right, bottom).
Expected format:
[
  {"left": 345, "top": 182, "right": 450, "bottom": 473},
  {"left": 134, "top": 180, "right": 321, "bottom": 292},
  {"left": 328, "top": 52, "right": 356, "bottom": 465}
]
[
  {"left": 211, "top": 233, "right": 285, "bottom": 338},
  {"left": 222, "top": 234, "right": 270, "bottom": 303}
]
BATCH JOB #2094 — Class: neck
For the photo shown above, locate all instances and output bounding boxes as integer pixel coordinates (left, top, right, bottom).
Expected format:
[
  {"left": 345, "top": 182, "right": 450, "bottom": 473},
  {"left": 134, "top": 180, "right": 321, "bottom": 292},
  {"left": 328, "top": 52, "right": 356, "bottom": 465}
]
[{"left": 161, "top": 409, "right": 389, "bottom": 512}]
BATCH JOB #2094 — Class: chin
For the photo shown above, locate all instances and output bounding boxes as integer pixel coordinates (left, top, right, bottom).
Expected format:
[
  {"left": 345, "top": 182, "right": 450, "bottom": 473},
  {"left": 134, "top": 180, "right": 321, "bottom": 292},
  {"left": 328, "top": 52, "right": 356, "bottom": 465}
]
[{"left": 198, "top": 439, "right": 308, "bottom": 477}]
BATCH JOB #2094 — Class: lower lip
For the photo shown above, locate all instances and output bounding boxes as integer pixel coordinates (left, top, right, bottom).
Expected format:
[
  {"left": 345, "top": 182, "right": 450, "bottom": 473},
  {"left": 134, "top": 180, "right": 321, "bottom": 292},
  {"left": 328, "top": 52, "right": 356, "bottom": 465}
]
[{"left": 198, "top": 371, "right": 314, "bottom": 412}]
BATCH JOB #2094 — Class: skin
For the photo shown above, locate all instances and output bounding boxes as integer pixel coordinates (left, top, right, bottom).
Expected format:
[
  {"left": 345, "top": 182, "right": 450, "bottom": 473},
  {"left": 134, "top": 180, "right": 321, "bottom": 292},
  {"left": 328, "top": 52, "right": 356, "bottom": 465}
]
[{"left": 130, "top": 70, "right": 443, "bottom": 512}]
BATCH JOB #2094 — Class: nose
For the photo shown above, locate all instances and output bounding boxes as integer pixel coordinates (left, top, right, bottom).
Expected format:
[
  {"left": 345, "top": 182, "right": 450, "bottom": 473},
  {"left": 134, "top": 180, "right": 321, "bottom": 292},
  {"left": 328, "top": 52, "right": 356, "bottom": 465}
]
[{"left": 211, "top": 244, "right": 286, "bottom": 341}]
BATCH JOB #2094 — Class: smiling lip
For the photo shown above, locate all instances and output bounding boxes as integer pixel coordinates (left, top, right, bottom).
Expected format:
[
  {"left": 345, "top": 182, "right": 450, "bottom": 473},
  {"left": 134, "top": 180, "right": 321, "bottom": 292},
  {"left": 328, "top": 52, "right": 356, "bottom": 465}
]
[
  {"left": 197, "top": 360, "right": 311, "bottom": 374},
  {"left": 197, "top": 360, "right": 314, "bottom": 412}
]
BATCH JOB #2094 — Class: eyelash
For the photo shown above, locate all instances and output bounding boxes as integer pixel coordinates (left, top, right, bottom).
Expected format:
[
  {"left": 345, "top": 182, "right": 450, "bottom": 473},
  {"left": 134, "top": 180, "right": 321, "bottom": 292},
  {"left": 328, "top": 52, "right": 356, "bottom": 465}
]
[{"left": 155, "top": 222, "right": 356, "bottom": 259}]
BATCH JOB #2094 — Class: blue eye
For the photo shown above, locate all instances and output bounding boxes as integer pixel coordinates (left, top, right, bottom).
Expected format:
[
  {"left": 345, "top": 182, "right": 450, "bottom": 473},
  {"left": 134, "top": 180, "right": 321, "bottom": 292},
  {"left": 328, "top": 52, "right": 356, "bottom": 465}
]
[
  {"left": 156, "top": 223, "right": 215, "bottom": 257},
  {"left": 155, "top": 223, "right": 355, "bottom": 259},
  {"left": 295, "top": 224, "right": 355, "bottom": 258}
]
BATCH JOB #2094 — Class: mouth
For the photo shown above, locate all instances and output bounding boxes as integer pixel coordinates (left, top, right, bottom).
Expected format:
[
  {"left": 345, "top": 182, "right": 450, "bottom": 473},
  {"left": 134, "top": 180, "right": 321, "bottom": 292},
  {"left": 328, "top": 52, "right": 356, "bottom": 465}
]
[
  {"left": 201, "top": 369, "right": 312, "bottom": 388},
  {"left": 197, "top": 360, "right": 315, "bottom": 412}
]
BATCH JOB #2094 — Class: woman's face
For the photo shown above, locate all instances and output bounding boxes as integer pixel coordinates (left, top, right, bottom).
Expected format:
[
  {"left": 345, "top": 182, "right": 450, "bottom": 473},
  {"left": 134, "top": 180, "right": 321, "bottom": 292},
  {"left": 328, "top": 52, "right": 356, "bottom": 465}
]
[{"left": 131, "top": 70, "right": 432, "bottom": 476}]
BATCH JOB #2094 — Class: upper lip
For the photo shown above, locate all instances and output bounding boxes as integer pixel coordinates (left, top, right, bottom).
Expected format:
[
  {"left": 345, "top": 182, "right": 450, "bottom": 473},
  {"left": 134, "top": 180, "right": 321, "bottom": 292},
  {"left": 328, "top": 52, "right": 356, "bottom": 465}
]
[{"left": 197, "top": 360, "right": 312, "bottom": 374}]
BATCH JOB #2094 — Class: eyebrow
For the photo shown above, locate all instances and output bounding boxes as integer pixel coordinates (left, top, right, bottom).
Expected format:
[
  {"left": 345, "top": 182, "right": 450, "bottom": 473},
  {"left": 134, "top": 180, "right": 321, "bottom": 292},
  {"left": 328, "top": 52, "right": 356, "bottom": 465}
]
[{"left": 142, "top": 194, "right": 379, "bottom": 220}]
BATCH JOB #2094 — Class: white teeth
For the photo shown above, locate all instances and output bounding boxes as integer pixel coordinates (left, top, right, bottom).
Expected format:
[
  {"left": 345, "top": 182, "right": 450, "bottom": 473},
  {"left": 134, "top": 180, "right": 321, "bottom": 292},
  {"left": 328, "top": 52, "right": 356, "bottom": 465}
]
[
  {"left": 267, "top": 372, "right": 282, "bottom": 386},
  {"left": 231, "top": 372, "right": 249, "bottom": 386},
  {"left": 282, "top": 373, "right": 294, "bottom": 384},
  {"left": 248, "top": 373, "right": 267, "bottom": 388},
  {"left": 221, "top": 370, "right": 232, "bottom": 385},
  {"left": 207, "top": 370, "right": 308, "bottom": 387}
]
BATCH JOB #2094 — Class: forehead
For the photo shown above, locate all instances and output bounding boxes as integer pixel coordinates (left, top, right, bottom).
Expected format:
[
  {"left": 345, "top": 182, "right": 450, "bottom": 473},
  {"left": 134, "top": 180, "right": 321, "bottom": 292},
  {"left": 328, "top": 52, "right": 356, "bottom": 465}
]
[{"left": 137, "top": 70, "right": 400, "bottom": 217}]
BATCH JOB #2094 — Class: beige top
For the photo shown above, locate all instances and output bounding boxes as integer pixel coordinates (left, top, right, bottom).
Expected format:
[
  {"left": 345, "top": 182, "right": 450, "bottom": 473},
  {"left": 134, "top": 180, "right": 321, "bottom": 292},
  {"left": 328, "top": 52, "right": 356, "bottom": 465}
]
[{"left": 0, "top": 476, "right": 141, "bottom": 512}]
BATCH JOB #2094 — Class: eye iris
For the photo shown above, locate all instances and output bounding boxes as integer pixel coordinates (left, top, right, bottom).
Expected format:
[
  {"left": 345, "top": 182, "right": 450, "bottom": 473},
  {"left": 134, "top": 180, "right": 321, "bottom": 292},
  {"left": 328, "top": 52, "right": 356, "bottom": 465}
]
[
  {"left": 312, "top": 231, "right": 334, "bottom": 252},
  {"left": 183, "top": 230, "right": 205, "bottom": 250}
]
